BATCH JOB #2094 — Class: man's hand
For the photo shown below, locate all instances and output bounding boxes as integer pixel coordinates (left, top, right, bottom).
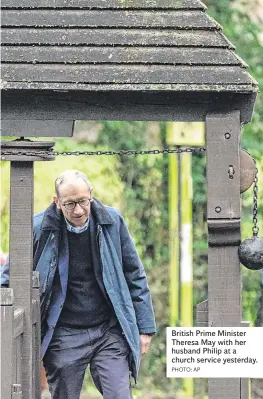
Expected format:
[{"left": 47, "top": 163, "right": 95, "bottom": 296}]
[{"left": 140, "top": 334, "right": 152, "bottom": 354}]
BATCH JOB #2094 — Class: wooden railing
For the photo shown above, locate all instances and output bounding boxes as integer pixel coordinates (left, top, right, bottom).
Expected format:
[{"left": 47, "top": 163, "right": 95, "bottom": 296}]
[{"left": 1, "top": 272, "right": 41, "bottom": 399}]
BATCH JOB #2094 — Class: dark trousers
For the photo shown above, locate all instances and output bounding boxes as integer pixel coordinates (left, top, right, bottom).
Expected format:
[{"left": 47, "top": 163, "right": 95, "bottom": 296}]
[{"left": 43, "top": 322, "right": 133, "bottom": 399}]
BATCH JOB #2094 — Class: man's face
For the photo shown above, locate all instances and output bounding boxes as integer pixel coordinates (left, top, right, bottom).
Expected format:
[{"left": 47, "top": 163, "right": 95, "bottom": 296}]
[{"left": 53, "top": 179, "right": 92, "bottom": 227}]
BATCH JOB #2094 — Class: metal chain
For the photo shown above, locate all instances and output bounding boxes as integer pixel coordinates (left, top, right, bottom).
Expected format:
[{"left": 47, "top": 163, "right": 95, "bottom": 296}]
[
  {"left": 1, "top": 147, "right": 206, "bottom": 157},
  {"left": 3, "top": 144, "right": 261, "bottom": 238},
  {"left": 252, "top": 166, "right": 259, "bottom": 237},
  {"left": 54, "top": 147, "right": 206, "bottom": 156}
]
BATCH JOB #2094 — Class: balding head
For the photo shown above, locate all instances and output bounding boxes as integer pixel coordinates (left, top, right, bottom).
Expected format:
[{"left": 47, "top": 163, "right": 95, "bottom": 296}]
[{"left": 55, "top": 170, "right": 92, "bottom": 197}]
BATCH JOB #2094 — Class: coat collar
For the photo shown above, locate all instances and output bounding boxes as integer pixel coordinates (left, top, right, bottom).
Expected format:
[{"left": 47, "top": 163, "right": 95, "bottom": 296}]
[{"left": 41, "top": 198, "right": 114, "bottom": 231}]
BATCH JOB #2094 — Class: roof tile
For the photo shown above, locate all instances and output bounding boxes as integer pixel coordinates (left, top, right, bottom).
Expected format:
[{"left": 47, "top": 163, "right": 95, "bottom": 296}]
[{"left": 1, "top": 0, "right": 257, "bottom": 92}]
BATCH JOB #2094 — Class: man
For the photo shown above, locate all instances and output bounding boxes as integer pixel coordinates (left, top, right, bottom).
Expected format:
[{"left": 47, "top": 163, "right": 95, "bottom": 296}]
[{"left": 1, "top": 170, "right": 156, "bottom": 399}]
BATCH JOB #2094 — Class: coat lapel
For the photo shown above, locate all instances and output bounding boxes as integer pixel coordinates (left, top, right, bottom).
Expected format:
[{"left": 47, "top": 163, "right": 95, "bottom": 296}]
[{"left": 58, "top": 222, "right": 69, "bottom": 297}]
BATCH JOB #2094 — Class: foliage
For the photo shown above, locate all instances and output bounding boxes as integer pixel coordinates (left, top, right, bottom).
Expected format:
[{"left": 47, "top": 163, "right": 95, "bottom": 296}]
[
  {"left": 97, "top": 122, "right": 169, "bottom": 270},
  {"left": 0, "top": 140, "right": 124, "bottom": 252},
  {"left": 204, "top": 0, "right": 263, "bottom": 158}
]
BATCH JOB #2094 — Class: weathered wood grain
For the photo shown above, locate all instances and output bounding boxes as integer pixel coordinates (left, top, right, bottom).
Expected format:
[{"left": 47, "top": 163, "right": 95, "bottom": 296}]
[
  {"left": 0, "top": 0, "right": 257, "bottom": 96},
  {"left": 1, "top": 64, "right": 252, "bottom": 84},
  {"left": 0, "top": 287, "right": 14, "bottom": 305},
  {"left": 1, "top": 82, "right": 257, "bottom": 94},
  {"left": 206, "top": 111, "right": 242, "bottom": 399},
  {"left": 1, "top": 91, "right": 256, "bottom": 126},
  {"left": 16, "top": 338, "right": 22, "bottom": 386},
  {"left": 32, "top": 300, "right": 38, "bottom": 325},
  {"left": 1, "top": 120, "right": 74, "bottom": 139},
  {"left": 208, "top": 219, "right": 241, "bottom": 246},
  {"left": 2, "top": 10, "right": 218, "bottom": 28},
  {"left": 209, "top": 380, "right": 242, "bottom": 399},
  {"left": 1, "top": 298, "right": 14, "bottom": 398},
  {"left": 32, "top": 274, "right": 41, "bottom": 399},
  {"left": 1, "top": 28, "right": 231, "bottom": 47},
  {"left": 1, "top": 0, "right": 206, "bottom": 9},
  {"left": 14, "top": 308, "right": 25, "bottom": 338},
  {"left": 9, "top": 162, "right": 34, "bottom": 399},
  {"left": 2, "top": 46, "right": 241, "bottom": 65},
  {"left": 32, "top": 271, "right": 40, "bottom": 289},
  {"left": 206, "top": 111, "right": 241, "bottom": 219},
  {"left": 12, "top": 329, "right": 17, "bottom": 386}
]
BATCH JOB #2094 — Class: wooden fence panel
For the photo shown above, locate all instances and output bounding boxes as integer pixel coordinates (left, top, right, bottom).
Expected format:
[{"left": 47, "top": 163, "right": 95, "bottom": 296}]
[{"left": 1, "top": 288, "right": 14, "bottom": 399}]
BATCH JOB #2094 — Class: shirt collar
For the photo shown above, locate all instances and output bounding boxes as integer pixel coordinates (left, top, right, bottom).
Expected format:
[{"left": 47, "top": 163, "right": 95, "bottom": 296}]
[{"left": 64, "top": 217, "right": 89, "bottom": 234}]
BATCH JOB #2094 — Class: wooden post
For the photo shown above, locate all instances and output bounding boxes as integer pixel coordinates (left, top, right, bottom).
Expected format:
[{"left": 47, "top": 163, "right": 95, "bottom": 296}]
[
  {"left": 206, "top": 111, "right": 242, "bottom": 399},
  {"left": 9, "top": 161, "right": 34, "bottom": 399},
  {"left": 1, "top": 140, "right": 54, "bottom": 399}
]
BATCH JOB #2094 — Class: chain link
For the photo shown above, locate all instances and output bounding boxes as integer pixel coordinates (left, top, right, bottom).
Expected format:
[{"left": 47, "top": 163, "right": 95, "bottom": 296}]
[
  {"left": 53, "top": 147, "right": 206, "bottom": 157},
  {"left": 252, "top": 166, "right": 259, "bottom": 237},
  {"left": 1, "top": 147, "right": 206, "bottom": 158}
]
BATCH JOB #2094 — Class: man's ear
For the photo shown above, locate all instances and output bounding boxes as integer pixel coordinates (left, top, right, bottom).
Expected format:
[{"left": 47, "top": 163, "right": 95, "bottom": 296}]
[{"left": 53, "top": 195, "right": 61, "bottom": 209}]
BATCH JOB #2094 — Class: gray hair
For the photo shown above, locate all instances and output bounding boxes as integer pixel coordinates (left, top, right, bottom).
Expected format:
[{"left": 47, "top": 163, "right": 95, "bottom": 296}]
[{"left": 55, "top": 170, "right": 93, "bottom": 196}]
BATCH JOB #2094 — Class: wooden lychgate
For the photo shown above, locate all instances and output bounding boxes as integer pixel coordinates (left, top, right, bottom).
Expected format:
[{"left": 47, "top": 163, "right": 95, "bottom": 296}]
[{"left": 1, "top": 1, "right": 258, "bottom": 398}]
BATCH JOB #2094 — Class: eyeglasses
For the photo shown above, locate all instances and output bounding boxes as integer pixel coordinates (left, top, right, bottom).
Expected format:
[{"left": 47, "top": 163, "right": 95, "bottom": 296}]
[{"left": 61, "top": 198, "right": 93, "bottom": 210}]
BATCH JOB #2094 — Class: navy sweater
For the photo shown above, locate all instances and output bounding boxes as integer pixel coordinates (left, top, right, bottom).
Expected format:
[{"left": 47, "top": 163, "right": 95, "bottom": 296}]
[{"left": 59, "top": 226, "right": 112, "bottom": 327}]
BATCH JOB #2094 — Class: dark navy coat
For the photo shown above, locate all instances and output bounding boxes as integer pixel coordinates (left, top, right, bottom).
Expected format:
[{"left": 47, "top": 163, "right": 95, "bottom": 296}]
[{"left": 1, "top": 199, "right": 156, "bottom": 380}]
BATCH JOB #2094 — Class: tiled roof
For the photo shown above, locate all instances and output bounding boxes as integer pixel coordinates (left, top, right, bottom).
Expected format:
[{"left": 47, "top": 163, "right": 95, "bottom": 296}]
[{"left": 1, "top": 0, "right": 258, "bottom": 92}]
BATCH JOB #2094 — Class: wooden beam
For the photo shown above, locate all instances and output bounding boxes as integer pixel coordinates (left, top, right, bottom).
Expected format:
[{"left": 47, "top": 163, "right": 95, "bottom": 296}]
[
  {"left": 1, "top": 92, "right": 256, "bottom": 129},
  {"left": 1, "top": 120, "right": 74, "bottom": 139}
]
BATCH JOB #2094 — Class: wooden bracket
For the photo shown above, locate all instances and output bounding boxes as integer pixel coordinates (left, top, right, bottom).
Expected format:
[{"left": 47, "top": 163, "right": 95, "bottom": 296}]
[
  {"left": 196, "top": 299, "right": 250, "bottom": 328},
  {"left": 208, "top": 219, "right": 241, "bottom": 246},
  {"left": 1, "top": 119, "right": 74, "bottom": 138}
]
